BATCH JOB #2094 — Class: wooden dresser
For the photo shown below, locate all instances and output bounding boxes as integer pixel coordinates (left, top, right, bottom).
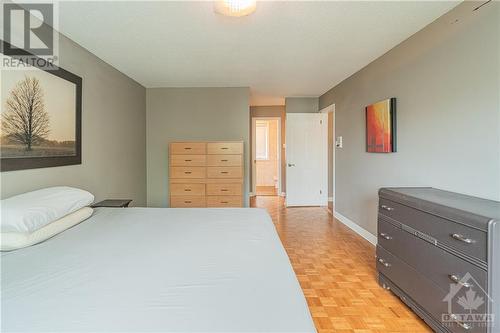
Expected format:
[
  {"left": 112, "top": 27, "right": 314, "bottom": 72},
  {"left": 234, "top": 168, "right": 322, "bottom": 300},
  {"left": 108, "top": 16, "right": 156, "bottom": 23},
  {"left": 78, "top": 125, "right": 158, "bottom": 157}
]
[{"left": 169, "top": 141, "right": 244, "bottom": 208}]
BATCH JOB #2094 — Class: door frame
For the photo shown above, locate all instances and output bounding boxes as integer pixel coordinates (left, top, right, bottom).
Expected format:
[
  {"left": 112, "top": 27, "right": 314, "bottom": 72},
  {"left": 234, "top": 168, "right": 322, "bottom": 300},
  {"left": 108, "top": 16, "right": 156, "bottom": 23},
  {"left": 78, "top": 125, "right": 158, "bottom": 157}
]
[
  {"left": 320, "top": 104, "right": 335, "bottom": 205},
  {"left": 251, "top": 117, "right": 282, "bottom": 195},
  {"left": 285, "top": 113, "right": 328, "bottom": 207}
]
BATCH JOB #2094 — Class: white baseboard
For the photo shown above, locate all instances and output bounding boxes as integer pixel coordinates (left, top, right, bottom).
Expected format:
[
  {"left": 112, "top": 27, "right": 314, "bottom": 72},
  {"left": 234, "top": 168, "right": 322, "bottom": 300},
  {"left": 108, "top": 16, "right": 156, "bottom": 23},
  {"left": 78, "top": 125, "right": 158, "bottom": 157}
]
[{"left": 334, "top": 211, "right": 377, "bottom": 246}]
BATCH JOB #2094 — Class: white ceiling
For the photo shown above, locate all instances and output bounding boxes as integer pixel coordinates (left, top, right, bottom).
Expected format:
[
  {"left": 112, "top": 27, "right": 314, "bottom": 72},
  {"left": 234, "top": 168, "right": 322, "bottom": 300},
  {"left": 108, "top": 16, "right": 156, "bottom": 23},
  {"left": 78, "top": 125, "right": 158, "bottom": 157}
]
[{"left": 58, "top": 1, "right": 459, "bottom": 106}]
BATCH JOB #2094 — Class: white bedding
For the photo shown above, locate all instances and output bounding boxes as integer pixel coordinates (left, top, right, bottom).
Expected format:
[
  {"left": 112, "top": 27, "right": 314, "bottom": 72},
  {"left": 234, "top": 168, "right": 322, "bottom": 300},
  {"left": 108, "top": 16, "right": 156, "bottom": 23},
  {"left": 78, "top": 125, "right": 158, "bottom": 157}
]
[{"left": 1, "top": 208, "right": 315, "bottom": 333}]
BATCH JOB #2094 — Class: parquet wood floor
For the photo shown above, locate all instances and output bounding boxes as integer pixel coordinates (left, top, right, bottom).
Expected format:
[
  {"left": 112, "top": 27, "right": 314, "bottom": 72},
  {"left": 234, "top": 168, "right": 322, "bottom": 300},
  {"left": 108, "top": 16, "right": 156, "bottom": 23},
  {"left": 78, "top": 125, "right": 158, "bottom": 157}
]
[{"left": 250, "top": 196, "right": 432, "bottom": 333}]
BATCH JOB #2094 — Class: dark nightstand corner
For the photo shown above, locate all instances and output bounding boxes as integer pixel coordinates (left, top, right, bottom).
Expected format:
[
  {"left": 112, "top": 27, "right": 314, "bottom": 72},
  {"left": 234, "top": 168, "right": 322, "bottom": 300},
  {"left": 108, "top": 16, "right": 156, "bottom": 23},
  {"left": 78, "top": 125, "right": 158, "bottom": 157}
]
[{"left": 91, "top": 199, "right": 132, "bottom": 208}]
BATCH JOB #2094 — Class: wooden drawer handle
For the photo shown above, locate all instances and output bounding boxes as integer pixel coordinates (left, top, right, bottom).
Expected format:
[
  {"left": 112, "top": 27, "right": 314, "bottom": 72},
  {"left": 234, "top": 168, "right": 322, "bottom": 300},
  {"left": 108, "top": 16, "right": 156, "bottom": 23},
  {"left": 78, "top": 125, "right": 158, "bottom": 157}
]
[
  {"left": 220, "top": 201, "right": 228, "bottom": 204},
  {"left": 184, "top": 189, "right": 192, "bottom": 192},
  {"left": 184, "top": 171, "right": 192, "bottom": 174},
  {"left": 184, "top": 147, "right": 192, "bottom": 150},
  {"left": 221, "top": 147, "right": 229, "bottom": 150},
  {"left": 221, "top": 159, "right": 228, "bottom": 162},
  {"left": 220, "top": 189, "right": 228, "bottom": 192},
  {"left": 184, "top": 159, "right": 192, "bottom": 162},
  {"left": 184, "top": 201, "right": 192, "bottom": 204},
  {"left": 221, "top": 171, "right": 228, "bottom": 174}
]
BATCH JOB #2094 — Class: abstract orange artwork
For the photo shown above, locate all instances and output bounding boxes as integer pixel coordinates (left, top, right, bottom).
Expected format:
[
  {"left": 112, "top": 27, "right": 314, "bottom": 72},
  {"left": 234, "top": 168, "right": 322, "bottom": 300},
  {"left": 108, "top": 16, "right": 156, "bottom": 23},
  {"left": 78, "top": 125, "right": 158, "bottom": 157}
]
[{"left": 366, "top": 98, "right": 396, "bottom": 153}]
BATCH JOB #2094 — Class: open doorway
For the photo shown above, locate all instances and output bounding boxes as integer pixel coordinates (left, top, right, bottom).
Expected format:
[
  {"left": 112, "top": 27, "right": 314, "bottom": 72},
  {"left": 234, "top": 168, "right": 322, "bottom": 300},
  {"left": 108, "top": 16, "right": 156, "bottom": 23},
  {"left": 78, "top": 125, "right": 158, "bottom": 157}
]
[{"left": 252, "top": 117, "right": 281, "bottom": 196}]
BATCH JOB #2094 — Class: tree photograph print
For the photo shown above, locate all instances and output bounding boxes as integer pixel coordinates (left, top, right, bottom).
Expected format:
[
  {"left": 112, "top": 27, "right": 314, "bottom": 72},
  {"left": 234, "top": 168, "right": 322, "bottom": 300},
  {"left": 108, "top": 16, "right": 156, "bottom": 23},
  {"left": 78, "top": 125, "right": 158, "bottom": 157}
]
[{"left": 1, "top": 68, "right": 77, "bottom": 158}]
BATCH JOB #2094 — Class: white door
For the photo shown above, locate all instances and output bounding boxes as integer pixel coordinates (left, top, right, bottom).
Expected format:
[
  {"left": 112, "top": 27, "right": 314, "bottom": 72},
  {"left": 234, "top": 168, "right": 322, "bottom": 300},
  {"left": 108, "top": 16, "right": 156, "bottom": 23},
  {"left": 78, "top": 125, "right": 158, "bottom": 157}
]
[{"left": 286, "top": 113, "right": 328, "bottom": 206}]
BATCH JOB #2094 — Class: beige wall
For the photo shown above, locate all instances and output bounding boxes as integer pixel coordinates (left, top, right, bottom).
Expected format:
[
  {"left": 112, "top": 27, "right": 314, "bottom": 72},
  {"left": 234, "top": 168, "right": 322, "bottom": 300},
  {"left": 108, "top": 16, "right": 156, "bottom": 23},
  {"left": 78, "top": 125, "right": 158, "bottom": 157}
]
[
  {"left": 0, "top": 33, "right": 147, "bottom": 205},
  {"left": 319, "top": 2, "right": 500, "bottom": 235},
  {"left": 249, "top": 106, "right": 286, "bottom": 193},
  {"left": 256, "top": 119, "right": 279, "bottom": 187},
  {"left": 146, "top": 87, "right": 250, "bottom": 207}
]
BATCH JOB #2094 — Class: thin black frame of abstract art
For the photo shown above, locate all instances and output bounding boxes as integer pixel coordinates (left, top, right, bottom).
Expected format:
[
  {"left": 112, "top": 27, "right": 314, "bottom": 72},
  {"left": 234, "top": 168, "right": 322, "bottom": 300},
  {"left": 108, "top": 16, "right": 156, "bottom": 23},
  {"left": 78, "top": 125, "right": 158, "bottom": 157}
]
[{"left": 1, "top": 42, "right": 82, "bottom": 172}]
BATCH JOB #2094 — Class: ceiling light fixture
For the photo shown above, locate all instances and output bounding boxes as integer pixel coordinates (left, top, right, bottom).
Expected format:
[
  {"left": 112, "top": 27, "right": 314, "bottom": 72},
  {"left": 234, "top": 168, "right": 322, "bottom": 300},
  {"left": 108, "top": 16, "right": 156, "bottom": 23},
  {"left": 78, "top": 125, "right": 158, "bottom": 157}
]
[{"left": 214, "top": 0, "right": 256, "bottom": 17}]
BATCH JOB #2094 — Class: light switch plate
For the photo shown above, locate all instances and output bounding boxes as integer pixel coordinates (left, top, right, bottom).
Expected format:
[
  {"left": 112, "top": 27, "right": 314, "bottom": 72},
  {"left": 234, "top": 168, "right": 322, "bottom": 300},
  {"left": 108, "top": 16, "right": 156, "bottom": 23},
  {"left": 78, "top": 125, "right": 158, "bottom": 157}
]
[{"left": 335, "top": 136, "right": 343, "bottom": 148}]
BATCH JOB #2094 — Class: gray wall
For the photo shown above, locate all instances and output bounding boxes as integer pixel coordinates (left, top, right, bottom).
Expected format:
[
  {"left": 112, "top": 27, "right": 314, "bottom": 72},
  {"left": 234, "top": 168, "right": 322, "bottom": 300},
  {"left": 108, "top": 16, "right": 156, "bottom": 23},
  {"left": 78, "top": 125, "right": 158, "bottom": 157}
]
[
  {"left": 319, "top": 2, "right": 500, "bottom": 235},
  {"left": 249, "top": 106, "right": 286, "bottom": 193},
  {"left": 146, "top": 87, "right": 250, "bottom": 207},
  {"left": 285, "top": 97, "right": 319, "bottom": 113},
  {"left": 1, "top": 34, "right": 147, "bottom": 205}
]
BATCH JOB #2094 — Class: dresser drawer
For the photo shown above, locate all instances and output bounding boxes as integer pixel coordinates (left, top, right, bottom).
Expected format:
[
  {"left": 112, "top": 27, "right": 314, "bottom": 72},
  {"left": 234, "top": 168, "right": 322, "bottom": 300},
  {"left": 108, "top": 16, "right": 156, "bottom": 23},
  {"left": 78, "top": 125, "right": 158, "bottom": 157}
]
[
  {"left": 206, "top": 183, "right": 242, "bottom": 196},
  {"left": 377, "top": 246, "right": 486, "bottom": 333},
  {"left": 170, "top": 183, "right": 205, "bottom": 196},
  {"left": 379, "top": 198, "right": 487, "bottom": 262},
  {"left": 170, "top": 167, "right": 206, "bottom": 179},
  {"left": 170, "top": 196, "right": 206, "bottom": 208},
  {"left": 378, "top": 217, "right": 487, "bottom": 293},
  {"left": 207, "top": 167, "right": 242, "bottom": 179},
  {"left": 207, "top": 142, "right": 243, "bottom": 155},
  {"left": 170, "top": 155, "right": 206, "bottom": 167},
  {"left": 206, "top": 154, "right": 242, "bottom": 167},
  {"left": 207, "top": 196, "right": 242, "bottom": 207},
  {"left": 170, "top": 142, "right": 206, "bottom": 155}
]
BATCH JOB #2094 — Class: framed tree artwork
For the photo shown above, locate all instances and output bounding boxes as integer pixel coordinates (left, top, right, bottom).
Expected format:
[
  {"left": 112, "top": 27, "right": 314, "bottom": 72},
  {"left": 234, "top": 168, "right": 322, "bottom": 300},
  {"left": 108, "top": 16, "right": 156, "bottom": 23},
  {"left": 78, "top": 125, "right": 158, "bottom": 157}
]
[
  {"left": 366, "top": 98, "right": 396, "bottom": 153},
  {"left": 1, "top": 48, "right": 82, "bottom": 171}
]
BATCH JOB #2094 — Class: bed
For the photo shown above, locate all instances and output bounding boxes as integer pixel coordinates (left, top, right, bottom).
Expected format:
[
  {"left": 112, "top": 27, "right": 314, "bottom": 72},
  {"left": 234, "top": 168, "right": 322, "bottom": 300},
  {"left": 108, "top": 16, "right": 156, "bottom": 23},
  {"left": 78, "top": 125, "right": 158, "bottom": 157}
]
[{"left": 1, "top": 207, "right": 315, "bottom": 332}]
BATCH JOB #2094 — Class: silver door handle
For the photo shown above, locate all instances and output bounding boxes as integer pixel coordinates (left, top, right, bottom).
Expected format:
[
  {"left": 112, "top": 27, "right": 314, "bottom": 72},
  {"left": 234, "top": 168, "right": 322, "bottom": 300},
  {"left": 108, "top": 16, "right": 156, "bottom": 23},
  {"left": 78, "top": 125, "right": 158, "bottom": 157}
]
[
  {"left": 380, "top": 205, "right": 394, "bottom": 211},
  {"left": 287, "top": 163, "right": 295, "bottom": 167},
  {"left": 449, "top": 275, "right": 472, "bottom": 288},
  {"left": 451, "top": 233, "right": 475, "bottom": 244},
  {"left": 379, "top": 232, "right": 392, "bottom": 240}
]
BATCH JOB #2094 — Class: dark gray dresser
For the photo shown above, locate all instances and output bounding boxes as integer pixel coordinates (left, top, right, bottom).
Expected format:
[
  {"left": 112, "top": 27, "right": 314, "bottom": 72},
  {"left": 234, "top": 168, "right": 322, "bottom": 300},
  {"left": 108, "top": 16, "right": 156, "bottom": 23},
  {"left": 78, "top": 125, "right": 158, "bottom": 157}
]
[{"left": 377, "top": 187, "right": 499, "bottom": 333}]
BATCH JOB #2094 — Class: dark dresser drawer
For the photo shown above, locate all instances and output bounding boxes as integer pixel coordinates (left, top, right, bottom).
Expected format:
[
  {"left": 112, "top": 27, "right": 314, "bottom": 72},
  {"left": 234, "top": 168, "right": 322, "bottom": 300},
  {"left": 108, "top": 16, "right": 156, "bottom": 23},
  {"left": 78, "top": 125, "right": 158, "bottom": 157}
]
[
  {"left": 379, "top": 198, "right": 487, "bottom": 262},
  {"left": 377, "top": 246, "right": 486, "bottom": 333},
  {"left": 378, "top": 217, "right": 487, "bottom": 293}
]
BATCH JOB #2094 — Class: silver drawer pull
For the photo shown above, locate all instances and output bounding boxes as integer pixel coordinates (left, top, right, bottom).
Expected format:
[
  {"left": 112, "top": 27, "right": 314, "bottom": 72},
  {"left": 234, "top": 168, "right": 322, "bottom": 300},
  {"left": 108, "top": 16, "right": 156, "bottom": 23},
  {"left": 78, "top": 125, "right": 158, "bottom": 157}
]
[
  {"left": 377, "top": 258, "right": 391, "bottom": 267},
  {"left": 449, "top": 275, "right": 472, "bottom": 288},
  {"left": 381, "top": 205, "right": 394, "bottom": 211},
  {"left": 451, "top": 233, "right": 475, "bottom": 244},
  {"left": 450, "top": 314, "right": 472, "bottom": 330},
  {"left": 379, "top": 232, "right": 392, "bottom": 240}
]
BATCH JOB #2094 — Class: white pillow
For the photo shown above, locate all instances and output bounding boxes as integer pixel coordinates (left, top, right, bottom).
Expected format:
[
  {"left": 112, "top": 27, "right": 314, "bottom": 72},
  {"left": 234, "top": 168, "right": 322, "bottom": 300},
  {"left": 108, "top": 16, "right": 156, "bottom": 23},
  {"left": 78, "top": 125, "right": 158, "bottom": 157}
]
[
  {"left": 1, "top": 186, "right": 94, "bottom": 233},
  {"left": 1, "top": 207, "right": 93, "bottom": 251}
]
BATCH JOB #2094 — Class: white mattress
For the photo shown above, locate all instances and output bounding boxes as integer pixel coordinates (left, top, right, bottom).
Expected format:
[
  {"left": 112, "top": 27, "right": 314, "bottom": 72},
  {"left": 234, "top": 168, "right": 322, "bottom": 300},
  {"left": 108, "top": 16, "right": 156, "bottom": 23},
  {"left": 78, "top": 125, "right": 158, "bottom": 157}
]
[{"left": 1, "top": 208, "right": 315, "bottom": 332}]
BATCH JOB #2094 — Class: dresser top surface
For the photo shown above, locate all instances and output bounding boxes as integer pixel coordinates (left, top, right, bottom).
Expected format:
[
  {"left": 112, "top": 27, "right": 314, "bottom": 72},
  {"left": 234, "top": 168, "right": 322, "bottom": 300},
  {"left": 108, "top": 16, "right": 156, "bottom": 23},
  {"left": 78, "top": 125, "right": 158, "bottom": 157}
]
[{"left": 380, "top": 187, "right": 500, "bottom": 226}]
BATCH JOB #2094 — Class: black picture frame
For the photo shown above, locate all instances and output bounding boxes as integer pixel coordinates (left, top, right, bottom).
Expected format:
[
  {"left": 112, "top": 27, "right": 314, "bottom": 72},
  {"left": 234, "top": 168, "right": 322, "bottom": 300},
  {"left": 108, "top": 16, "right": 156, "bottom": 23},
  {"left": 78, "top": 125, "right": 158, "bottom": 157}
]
[{"left": 1, "top": 42, "right": 82, "bottom": 172}]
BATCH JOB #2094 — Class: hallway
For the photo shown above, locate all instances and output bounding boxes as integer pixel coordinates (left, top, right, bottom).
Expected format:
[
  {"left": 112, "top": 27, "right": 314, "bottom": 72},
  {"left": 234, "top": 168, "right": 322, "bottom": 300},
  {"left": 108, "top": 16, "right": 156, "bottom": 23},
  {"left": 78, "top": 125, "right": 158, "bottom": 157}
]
[{"left": 250, "top": 196, "right": 431, "bottom": 333}]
